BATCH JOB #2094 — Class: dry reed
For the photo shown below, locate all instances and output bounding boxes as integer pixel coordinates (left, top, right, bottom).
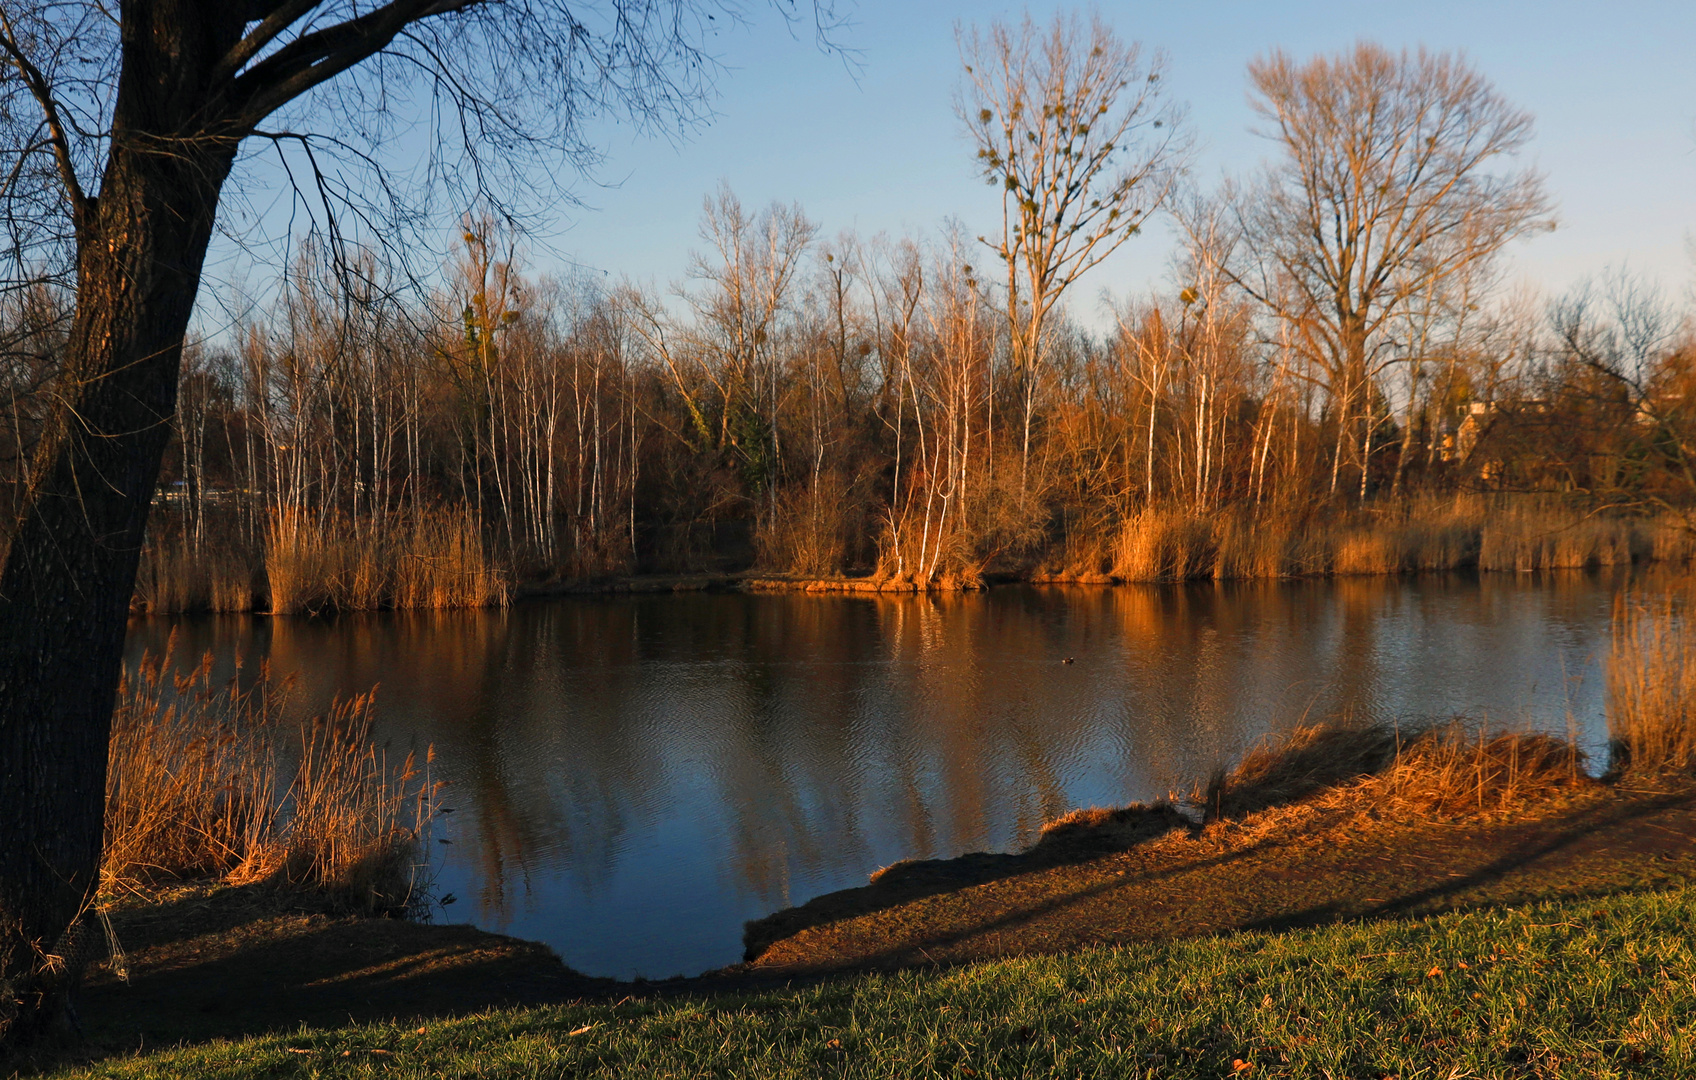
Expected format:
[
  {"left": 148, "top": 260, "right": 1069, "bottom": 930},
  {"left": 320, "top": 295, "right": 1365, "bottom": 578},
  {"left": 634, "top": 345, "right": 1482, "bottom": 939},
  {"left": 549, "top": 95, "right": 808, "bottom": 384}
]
[
  {"left": 1102, "top": 496, "right": 1672, "bottom": 583},
  {"left": 1197, "top": 719, "right": 1586, "bottom": 823},
  {"left": 131, "top": 508, "right": 508, "bottom": 615},
  {"left": 1199, "top": 722, "right": 1399, "bottom": 819},
  {"left": 1211, "top": 512, "right": 1289, "bottom": 579},
  {"left": 104, "top": 640, "right": 435, "bottom": 914},
  {"left": 103, "top": 649, "right": 282, "bottom": 888},
  {"left": 1477, "top": 504, "right": 1642, "bottom": 572},
  {"left": 1112, "top": 508, "right": 1218, "bottom": 581},
  {"left": 1358, "top": 723, "right": 1585, "bottom": 816},
  {"left": 266, "top": 507, "right": 505, "bottom": 614},
  {"left": 132, "top": 540, "right": 257, "bottom": 614},
  {"left": 1606, "top": 591, "right": 1696, "bottom": 776}
]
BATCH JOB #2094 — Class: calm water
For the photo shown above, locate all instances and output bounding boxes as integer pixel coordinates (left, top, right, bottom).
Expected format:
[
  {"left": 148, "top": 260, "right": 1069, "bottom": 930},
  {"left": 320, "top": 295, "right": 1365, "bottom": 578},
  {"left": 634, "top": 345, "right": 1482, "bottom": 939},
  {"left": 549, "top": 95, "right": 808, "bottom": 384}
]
[{"left": 127, "top": 573, "right": 1629, "bottom": 979}]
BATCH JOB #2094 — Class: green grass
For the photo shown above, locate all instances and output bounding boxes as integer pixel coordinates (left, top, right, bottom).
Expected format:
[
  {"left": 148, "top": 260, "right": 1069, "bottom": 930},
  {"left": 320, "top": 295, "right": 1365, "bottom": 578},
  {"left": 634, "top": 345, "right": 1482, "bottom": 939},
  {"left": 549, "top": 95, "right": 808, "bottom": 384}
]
[{"left": 51, "top": 886, "right": 1696, "bottom": 1079}]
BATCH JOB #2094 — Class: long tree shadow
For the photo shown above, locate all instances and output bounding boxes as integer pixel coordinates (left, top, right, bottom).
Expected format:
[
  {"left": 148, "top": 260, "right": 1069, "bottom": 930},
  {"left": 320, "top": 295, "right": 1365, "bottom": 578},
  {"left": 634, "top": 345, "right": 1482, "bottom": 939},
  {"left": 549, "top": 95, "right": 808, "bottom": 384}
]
[
  {"left": 76, "top": 885, "right": 613, "bottom": 1055},
  {"left": 1243, "top": 786, "right": 1696, "bottom": 936}
]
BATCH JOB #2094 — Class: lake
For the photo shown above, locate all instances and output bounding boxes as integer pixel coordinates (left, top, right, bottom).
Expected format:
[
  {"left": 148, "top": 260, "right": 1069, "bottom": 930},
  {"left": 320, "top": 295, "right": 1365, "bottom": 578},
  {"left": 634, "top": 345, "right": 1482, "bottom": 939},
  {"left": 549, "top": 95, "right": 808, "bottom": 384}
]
[{"left": 127, "top": 572, "right": 1629, "bottom": 979}]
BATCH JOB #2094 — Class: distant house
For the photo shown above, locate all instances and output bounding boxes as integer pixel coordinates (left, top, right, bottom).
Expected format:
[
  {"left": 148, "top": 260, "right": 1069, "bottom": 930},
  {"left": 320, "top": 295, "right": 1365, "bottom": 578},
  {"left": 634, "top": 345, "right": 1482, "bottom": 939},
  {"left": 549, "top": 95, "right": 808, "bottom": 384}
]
[
  {"left": 153, "top": 481, "right": 234, "bottom": 506},
  {"left": 1450, "top": 401, "right": 1494, "bottom": 463}
]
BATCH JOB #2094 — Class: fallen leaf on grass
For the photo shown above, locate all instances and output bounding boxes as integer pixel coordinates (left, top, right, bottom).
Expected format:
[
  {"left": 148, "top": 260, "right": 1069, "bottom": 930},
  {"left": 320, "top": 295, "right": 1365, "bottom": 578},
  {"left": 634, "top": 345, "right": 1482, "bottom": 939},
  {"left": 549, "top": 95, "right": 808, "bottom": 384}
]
[
  {"left": 1232, "top": 1059, "right": 1255, "bottom": 1073},
  {"left": 1426, "top": 965, "right": 1444, "bottom": 978},
  {"left": 825, "top": 1038, "right": 842, "bottom": 1049}
]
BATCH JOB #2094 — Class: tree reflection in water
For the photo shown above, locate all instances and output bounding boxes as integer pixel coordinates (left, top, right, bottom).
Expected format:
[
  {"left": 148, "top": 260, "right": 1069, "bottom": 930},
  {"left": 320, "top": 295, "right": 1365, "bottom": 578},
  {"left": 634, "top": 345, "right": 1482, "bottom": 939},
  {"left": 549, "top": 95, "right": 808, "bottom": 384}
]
[{"left": 128, "top": 572, "right": 1628, "bottom": 979}]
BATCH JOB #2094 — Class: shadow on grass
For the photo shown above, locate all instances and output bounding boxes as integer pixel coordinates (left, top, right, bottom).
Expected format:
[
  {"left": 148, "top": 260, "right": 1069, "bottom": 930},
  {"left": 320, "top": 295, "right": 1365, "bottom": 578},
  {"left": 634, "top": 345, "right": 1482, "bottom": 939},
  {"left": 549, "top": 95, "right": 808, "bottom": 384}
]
[
  {"left": 74, "top": 885, "right": 611, "bottom": 1058},
  {"left": 1235, "top": 786, "right": 1696, "bottom": 939}
]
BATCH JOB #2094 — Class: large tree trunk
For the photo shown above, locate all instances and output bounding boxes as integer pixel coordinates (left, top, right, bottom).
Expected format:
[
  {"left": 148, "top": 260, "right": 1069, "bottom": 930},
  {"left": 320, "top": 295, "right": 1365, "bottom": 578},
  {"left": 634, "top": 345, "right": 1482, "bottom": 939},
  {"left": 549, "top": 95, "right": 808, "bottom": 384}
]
[{"left": 0, "top": 10, "right": 240, "bottom": 1043}]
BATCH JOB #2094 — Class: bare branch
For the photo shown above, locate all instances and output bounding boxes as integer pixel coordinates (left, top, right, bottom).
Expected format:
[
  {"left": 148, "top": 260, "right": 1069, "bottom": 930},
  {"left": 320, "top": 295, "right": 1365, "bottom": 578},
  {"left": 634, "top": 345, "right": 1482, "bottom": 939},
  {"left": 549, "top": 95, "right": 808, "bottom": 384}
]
[{"left": 0, "top": 8, "right": 88, "bottom": 232}]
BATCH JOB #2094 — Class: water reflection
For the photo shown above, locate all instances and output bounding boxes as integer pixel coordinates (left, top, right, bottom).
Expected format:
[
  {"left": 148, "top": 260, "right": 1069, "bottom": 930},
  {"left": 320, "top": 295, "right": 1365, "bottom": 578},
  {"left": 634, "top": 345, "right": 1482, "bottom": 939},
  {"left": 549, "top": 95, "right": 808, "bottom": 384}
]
[{"left": 127, "top": 572, "right": 1626, "bottom": 979}]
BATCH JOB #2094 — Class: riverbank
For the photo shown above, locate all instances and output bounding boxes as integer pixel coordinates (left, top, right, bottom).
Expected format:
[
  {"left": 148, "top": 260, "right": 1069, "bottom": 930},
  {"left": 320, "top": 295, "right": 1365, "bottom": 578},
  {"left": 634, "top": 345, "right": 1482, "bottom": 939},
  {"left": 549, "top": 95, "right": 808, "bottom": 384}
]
[{"left": 19, "top": 719, "right": 1694, "bottom": 1076}]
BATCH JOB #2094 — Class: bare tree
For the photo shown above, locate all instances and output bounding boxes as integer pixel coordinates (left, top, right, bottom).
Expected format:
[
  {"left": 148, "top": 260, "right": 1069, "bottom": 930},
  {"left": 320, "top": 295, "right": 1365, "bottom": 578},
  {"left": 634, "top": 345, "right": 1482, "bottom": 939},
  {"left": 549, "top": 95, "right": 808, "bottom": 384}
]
[
  {"left": 958, "top": 8, "right": 1186, "bottom": 494},
  {"left": 0, "top": 0, "right": 840, "bottom": 1043},
  {"left": 683, "top": 186, "right": 817, "bottom": 528},
  {"left": 1231, "top": 41, "right": 1553, "bottom": 500},
  {"left": 1547, "top": 271, "right": 1695, "bottom": 515}
]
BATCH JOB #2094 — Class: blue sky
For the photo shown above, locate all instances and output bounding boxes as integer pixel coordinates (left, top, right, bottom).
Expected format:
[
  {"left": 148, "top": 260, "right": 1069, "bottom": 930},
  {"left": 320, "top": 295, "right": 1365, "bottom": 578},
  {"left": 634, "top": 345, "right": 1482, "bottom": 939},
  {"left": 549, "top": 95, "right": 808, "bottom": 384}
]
[
  {"left": 544, "top": 0, "right": 1696, "bottom": 329},
  {"left": 204, "top": 1, "right": 1696, "bottom": 336}
]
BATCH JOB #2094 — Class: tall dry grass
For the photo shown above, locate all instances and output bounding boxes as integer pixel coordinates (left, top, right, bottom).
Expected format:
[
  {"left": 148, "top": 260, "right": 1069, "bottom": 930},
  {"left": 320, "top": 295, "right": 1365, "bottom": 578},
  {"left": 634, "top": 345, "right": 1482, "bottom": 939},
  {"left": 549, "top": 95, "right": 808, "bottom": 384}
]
[
  {"left": 1105, "top": 496, "right": 1670, "bottom": 582},
  {"left": 104, "top": 642, "right": 435, "bottom": 914},
  {"left": 1198, "top": 722, "right": 1398, "bottom": 819},
  {"left": 1113, "top": 507, "right": 1219, "bottom": 581},
  {"left": 1199, "top": 719, "right": 1586, "bottom": 822},
  {"left": 132, "top": 540, "right": 258, "bottom": 614},
  {"left": 1477, "top": 503, "right": 1642, "bottom": 572},
  {"left": 1359, "top": 723, "right": 1584, "bottom": 816},
  {"left": 1606, "top": 591, "right": 1696, "bottom": 776},
  {"left": 266, "top": 508, "right": 506, "bottom": 614},
  {"left": 131, "top": 508, "right": 507, "bottom": 615}
]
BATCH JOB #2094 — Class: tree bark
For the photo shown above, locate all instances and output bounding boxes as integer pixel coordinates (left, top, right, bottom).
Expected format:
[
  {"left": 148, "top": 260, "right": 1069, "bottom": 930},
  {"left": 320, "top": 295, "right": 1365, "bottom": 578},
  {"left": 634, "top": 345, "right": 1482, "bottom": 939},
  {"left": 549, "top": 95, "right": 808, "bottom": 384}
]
[{"left": 0, "top": 8, "right": 241, "bottom": 1042}]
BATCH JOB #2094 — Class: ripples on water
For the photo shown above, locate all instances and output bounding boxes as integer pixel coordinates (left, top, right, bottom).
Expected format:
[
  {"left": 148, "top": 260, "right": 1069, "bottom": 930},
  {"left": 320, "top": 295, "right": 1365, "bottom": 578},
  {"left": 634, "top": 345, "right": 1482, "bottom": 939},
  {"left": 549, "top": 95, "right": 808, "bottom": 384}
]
[{"left": 128, "top": 572, "right": 1628, "bottom": 979}]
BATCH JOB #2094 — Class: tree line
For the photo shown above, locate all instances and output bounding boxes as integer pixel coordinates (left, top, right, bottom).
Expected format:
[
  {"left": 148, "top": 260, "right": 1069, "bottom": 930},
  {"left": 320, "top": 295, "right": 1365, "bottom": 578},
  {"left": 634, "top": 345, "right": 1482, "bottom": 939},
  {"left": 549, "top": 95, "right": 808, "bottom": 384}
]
[{"left": 5, "top": 32, "right": 1693, "bottom": 610}]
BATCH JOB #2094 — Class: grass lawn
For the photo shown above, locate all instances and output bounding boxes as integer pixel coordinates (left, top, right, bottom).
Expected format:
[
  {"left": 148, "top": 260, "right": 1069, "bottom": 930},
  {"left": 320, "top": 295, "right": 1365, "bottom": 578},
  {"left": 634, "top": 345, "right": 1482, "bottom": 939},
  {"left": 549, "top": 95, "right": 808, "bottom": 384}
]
[{"left": 42, "top": 884, "right": 1696, "bottom": 1080}]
